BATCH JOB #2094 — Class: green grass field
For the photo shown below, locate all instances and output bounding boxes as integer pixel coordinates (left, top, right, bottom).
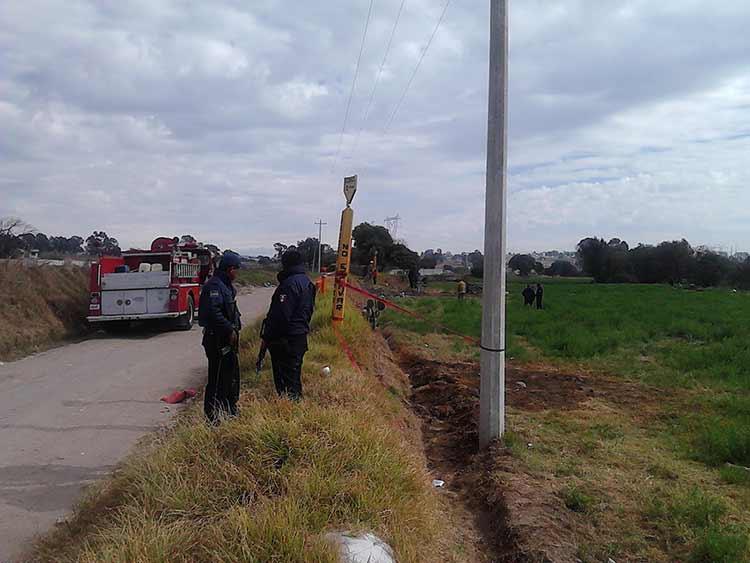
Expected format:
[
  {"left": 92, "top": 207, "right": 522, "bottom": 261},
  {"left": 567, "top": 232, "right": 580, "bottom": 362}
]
[
  {"left": 236, "top": 267, "right": 278, "bottom": 287},
  {"left": 383, "top": 282, "right": 750, "bottom": 467},
  {"left": 382, "top": 280, "right": 750, "bottom": 561}
]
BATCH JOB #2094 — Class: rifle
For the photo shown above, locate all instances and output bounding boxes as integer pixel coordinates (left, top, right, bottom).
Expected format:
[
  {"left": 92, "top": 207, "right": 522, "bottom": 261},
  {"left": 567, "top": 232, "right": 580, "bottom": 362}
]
[{"left": 256, "top": 320, "right": 268, "bottom": 374}]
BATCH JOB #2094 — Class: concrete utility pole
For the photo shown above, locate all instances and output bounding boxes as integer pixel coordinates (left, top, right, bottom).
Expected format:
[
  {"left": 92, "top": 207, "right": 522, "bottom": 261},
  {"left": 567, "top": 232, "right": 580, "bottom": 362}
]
[
  {"left": 479, "top": 0, "right": 508, "bottom": 448},
  {"left": 315, "top": 219, "right": 328, "bottom": 274}
]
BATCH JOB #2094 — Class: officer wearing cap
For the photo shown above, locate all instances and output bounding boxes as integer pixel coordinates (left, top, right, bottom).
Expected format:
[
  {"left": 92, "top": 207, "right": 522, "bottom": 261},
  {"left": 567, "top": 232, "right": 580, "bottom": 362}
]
[
  {"left": 261, "top": 249, "right": 316, "bottom": 400},
  {"left": 199, "top": 250, "right": 242, "bottom": 422}
]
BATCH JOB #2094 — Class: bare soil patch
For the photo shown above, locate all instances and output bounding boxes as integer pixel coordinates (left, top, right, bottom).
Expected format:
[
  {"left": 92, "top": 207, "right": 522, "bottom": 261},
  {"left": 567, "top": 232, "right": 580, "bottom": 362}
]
[
  {"left": 401, "top": 350, "right": 665, "bottom": 421},
  {"left": 389, "top": 340, "right": 526, "bottom": 563},
  {"left": 389, "top": 337, "right": 677, "bottom": 563}
]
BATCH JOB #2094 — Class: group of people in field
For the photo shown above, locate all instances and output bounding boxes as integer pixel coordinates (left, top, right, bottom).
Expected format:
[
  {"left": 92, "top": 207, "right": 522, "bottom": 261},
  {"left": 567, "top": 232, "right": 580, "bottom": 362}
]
[
  {"left": 522, "top": 283, "right": 544, "bottom": 309},
  {"left": 454, "top": 279, "right": 544, "bottom": 309}
]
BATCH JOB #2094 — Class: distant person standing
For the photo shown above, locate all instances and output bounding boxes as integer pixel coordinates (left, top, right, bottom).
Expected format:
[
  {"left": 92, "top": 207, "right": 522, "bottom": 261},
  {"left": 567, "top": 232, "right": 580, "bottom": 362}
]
[
  {"left": 457, "top": 279, "right": 467, "bottom": 300},
  {"left": 408, "top": 266, "right": 419, "bottom": 290},
  {"left": 262, "top": 250, "right": 316, "bottom": 400},
  {"left": 198, "top": 251, "right": 242, "bottom": 423},
  {"left": 535, "top": 283, "right": 544, "bottom": 310},
  {"left": 522, "top": 284, "right": 535, "bottom": 307},
  {"left": 370, "top": 260, "right": 378, "bottom": 285}
]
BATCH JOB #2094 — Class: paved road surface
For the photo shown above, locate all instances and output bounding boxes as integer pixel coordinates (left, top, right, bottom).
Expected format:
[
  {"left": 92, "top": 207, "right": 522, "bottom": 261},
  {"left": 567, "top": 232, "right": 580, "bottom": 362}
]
[{"left": 0, "top": 288, "right": 273, "bottom": 562}]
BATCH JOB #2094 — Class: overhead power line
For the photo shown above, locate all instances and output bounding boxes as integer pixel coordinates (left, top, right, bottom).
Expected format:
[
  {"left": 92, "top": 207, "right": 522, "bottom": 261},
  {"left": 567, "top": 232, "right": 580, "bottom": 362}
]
[
  {"left": 331, "top": 0, "right": 376, "bottom": 174},
  {"left": 351, "top": 0, "right": 407, "bottom": 156},
  {"left": 384, "top": 0, "right": 451, "bottom": 133}
]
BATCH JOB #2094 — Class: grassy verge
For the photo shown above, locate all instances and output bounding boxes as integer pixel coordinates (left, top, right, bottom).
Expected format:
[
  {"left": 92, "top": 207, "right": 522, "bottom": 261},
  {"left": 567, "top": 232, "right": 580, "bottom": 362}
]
[
  {"left": 0, "top": 261, "right": 89, "bottom": 360},
  {"left": 29, "top": 292, "right": 450, "bottom": 562},
  {"left": 236, "top": 267, "right": 279, "bottom": 287},
  {"left": 381, "top": 284, "right": 750, "bottom": 562}
]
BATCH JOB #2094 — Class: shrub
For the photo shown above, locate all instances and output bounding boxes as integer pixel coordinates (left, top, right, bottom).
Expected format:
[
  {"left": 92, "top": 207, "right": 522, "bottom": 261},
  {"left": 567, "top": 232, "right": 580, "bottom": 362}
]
[
  {"left": 718, "top": 465, "right": 750, "bottom": 486},
  {"left": 561, "top": 485, "right": 595, "bottom": 513},
  {"left": 694, "top": 421, "right": 750, "bottom": 466},
  {"left": 689, "top": 525, "right": 749, "bottom": 563},
  {"left": 648, "top": 487, "right": 726, "bottom": 530}
]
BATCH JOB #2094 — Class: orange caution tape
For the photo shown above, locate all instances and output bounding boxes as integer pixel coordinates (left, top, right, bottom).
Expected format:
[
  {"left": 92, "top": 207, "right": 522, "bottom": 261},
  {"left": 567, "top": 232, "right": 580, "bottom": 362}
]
[
  {"left": 331, "top": 320, "right": 362, "bottom": 373},
  {"left": 342, "top": 281, "right": 480, "bottom": 345}
]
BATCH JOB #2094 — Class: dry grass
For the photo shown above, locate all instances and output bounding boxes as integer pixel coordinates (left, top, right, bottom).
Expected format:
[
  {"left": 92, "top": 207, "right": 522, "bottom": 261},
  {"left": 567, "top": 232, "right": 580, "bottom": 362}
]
[
  {"left": 28, "top": 292, "right": 453, "bottom": 562},
  {"left": 498, "top": 398, "right": 750, "bottom": 562},
  {"left": 0, "top": 261, "right": 89, "bottom": 360}
]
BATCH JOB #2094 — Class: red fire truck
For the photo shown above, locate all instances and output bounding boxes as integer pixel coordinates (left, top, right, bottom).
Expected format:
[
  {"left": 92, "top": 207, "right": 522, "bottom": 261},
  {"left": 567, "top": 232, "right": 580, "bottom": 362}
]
[{"left": 86, "top": 237, "right": 216, "bottom": 330}]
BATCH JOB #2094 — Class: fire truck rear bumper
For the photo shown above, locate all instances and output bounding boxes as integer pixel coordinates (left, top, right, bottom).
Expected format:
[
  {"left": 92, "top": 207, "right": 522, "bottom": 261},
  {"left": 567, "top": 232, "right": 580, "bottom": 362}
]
[{"left": 87, "top": 312, "right": 184, "bottom": 323}]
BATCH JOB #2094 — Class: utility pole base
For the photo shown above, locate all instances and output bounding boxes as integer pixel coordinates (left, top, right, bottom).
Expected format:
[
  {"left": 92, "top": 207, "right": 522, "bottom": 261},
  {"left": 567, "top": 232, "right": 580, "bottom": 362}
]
[{"left": 479, "top": 348, "right": 505, "bottom": 448}]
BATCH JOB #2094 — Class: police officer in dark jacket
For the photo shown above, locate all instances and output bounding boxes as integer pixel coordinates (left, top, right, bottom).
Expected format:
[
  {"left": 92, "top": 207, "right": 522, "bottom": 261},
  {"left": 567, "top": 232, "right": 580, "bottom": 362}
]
[
  {"left": 535, "top": 283, "right": 544, "bottom": 310},
  {"left": 262, "top": 250, "right": 316, "bottom": 400},
  {"left": 198, "top": 251, "right": 242, "bottom": 422},
  {"left": 522, "top": 284, "right": 535, "bottom": 307}
]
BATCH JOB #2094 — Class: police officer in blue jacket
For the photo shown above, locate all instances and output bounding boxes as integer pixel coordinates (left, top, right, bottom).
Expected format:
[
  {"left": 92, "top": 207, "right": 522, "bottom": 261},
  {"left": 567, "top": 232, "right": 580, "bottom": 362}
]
[
  {"left": 199, "top": 251, "right": 242, "bottom": 422},
  {"left": 262, "top": 249, "right": 316, "bottom": 400}
]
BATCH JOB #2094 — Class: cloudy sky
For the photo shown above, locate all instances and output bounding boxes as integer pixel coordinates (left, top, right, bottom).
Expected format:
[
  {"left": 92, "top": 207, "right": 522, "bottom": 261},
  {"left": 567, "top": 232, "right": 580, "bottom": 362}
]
[{"left": 2, "top": 0, "right": 749, "bottom": 255}]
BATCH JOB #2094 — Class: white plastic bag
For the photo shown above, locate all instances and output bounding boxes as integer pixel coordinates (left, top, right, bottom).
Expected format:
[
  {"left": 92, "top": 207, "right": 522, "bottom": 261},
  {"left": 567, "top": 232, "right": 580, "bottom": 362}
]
[{"left": 325, "top": 532, "right": 396, "bottom": 563}]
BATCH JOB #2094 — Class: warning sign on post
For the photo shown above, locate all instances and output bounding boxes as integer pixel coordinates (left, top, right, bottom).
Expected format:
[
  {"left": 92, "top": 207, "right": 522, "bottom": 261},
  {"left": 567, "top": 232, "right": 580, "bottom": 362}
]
[
  {"left": 332, "top": 207, "right": 354, "bottom": 321},
  {"left": 333, "top": 175, "right": 357, "bottom": 322},
  {"left": 344, "top": 175, "right": 357, "bottom": 206}
]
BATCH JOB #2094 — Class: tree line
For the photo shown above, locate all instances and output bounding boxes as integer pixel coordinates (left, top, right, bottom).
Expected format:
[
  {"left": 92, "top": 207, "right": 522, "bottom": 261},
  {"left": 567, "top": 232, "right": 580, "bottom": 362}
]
[
  {"left": 506, "top": 254, "right": 580, "bottom": 278},
  {"left": 273, "top": 223, "right": 425, "bottom": 274},
  {"left": 271, "top": 239, "right": 337, "bottom": 271},
  {"left": 576, "top": 237, "right": 750, "bottom": 289},
  {"left": 273, "top": 223, "right": 485, "bottom": 279},
  {"left": 0, "top": 217, "right": 126, "bottom": 259}
]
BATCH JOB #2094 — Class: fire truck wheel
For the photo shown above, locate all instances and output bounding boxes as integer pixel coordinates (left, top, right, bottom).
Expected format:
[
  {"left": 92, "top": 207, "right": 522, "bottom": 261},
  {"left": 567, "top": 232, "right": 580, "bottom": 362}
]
[{"left": 176, "top": 296, "right": 195, "bottom": 331}]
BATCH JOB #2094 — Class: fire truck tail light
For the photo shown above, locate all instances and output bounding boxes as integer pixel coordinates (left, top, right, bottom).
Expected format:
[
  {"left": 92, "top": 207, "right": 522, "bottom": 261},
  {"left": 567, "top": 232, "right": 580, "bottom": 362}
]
[
  {"left": 90, "top": 292, "right": 100, "bottom": 305},
  {"left": 170, "top": 289, "right": 179, "bottom": 301}
]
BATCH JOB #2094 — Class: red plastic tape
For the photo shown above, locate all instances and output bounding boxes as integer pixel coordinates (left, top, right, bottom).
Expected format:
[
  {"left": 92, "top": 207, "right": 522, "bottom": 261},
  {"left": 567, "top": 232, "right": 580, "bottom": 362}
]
[
  {"left": 331, "top": 321, "right": 363, "bottom": 373},
  {"left": 342, "top": 281, "right": 479, "bottom": 345}
]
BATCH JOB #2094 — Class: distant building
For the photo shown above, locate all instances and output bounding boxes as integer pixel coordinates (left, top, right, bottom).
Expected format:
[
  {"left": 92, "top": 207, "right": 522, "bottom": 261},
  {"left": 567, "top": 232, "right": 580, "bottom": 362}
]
[
  {"left": 505, "top": 250, "right": 579, "bottom": 270},
  {"left": 419, "top": 268, "right": 445, "bottom": 277}
]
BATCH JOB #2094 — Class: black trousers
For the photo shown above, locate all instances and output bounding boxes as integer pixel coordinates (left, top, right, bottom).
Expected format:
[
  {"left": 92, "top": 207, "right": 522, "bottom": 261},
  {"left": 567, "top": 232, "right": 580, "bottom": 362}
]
[
  {"left": 268, "top": 335, "right": 308, "bottom": 400},
  {"left": 203, "top": 334, "right": 240, "bottom": 422}
]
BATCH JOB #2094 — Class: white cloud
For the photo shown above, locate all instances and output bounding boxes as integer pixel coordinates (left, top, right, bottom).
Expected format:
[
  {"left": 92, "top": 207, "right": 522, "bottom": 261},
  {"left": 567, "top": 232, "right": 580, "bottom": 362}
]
[{"left": 1, "top": 0, "right": 749, "bottom": 255}]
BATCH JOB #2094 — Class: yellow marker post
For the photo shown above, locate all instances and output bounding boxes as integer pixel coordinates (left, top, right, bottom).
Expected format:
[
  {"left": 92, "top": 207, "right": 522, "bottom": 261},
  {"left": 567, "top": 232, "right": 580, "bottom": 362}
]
[{"left": 332, "top": 175, "right": 358, "bottom": 322}]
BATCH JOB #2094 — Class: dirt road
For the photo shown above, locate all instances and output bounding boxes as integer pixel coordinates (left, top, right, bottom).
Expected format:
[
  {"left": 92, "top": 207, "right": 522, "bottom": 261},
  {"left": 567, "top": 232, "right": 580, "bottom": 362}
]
[{"left": 0, "top": 288, "right": 274, "bottom": 562}]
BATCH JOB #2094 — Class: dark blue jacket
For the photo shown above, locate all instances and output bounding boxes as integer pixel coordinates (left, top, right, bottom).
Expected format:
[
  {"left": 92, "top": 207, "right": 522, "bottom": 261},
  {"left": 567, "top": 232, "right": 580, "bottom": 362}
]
[
  {"left": 199, "top": 270, "right": 241, "bottom": 339},
  {"left": 262, "top": 265, "right": 316, "bottom": 341}
]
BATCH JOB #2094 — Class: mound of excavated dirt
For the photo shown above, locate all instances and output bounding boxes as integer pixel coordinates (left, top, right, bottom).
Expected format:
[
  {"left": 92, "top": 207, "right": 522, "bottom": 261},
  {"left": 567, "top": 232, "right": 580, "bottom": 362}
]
[{"left": 401, "top": 351, "right": 659, "bottom": 417}]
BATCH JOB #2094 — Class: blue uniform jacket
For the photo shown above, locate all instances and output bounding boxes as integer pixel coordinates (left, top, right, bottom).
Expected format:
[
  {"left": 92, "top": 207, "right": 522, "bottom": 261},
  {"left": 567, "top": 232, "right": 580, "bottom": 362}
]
[
  {"left": 262, "top": 265, "right": 316, "bottom": 341},
  {"left": 198, "top": 270, "right": 241, "bottom": 340}
]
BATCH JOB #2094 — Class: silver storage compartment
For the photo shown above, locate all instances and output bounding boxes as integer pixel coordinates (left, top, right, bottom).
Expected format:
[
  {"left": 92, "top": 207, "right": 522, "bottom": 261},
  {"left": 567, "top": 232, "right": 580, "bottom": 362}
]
[{"left": 147, "top": 288, "right": 170, "bottom": 314}]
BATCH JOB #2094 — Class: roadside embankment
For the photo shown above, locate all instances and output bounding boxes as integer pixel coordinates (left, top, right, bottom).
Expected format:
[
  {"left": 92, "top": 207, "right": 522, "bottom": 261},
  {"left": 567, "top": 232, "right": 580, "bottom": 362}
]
[
  {"left": 0, "top": 261, "right": 89, "bottom": 361},
  {"left": 236, "top": 267, "right": 279, "bottom": 288},
  {"left": 28, "top": 292, "right": 463, "bottom": 562}
]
